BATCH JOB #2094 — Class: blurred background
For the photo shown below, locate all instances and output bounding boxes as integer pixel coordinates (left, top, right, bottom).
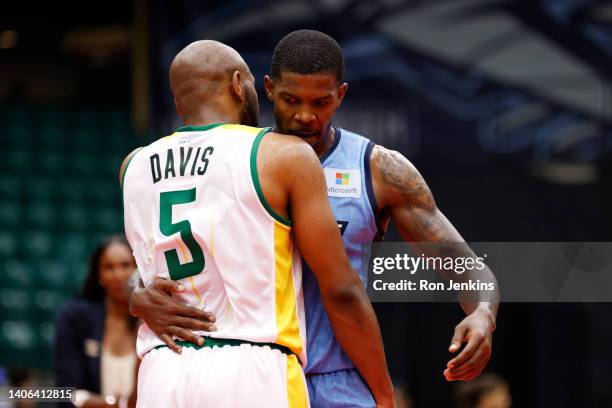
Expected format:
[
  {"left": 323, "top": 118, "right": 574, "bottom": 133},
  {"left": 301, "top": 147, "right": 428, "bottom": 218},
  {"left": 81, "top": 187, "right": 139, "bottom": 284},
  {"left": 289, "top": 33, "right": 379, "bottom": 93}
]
[{"left": 1, "top": 0, "right": 611, "bottom": 406}]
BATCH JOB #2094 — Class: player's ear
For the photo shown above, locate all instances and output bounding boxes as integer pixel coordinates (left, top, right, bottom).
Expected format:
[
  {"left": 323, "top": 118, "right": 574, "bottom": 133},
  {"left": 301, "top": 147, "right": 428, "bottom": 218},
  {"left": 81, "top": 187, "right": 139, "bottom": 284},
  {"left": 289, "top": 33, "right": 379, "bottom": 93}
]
[
  {"left": 263, "top": 75, "right": 275, "bottom": 101},
  {"left": 336, "top": 82, "right": 348, "bottom": 108},
  {"left": 230, "top": 70, "right": 244, "bottom": 101}
]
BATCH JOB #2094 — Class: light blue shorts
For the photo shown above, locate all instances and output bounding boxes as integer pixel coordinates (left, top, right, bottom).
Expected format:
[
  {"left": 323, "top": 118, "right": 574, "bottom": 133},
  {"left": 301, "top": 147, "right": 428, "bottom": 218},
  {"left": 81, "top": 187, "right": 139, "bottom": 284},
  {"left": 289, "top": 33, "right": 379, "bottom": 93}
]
[{"left": 306, "top": 369, "right": 375, "bottom": 408}]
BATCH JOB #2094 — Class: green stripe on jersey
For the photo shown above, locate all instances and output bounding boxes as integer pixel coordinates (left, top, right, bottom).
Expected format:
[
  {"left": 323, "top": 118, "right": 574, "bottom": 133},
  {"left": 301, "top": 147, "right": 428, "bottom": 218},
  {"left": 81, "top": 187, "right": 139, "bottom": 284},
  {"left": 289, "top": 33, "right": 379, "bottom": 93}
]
[{"left": 250, "top": 128, "right": 291, "bottom": 227}]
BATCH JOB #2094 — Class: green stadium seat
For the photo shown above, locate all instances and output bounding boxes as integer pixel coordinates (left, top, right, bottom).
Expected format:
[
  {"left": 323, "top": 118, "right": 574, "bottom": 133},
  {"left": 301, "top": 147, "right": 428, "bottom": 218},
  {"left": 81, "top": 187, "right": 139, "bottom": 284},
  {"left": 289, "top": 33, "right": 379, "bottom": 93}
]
[
  {"left": 104, "top": 152, "right": 126, "bottom": 176},
  {"left": 37, "top": 151, "right": 63, "bottom": 174},
  {"left": 62, "top": 205, "right": 89, "bottom": 231},
  {"left": 0, "top": 290, "right": 31, "bottom": 320},
  {"left": 5, "top": 123, "right": 33, "bottom": 149},
  {"left": 91, "top": 207, "right": 122, "bottom": 233},
  {"left": 89, "top": 182, "right": 119, "bottom": 204},
  {"left": 56, "top": 233, "right": 89, "bottom": 261},
  {"left": 38, "top": 321, "right": 55, "bottom": 350},
  {"left": 4, "top": 149, "right": 33, "bottom": 174},
  {"left": 2, "top": 259, "right": 33, "bottom": 289},
  {"left": 0, "top": 176, "right": 20, "bottom": 199},
  {"left": 34, "top": 290, "right": 66, "bottom": 321},
  {"left": 0, "top": 321, "right": 36, "bottom": 351},
  {"left": 58, "top": 180, "right": 85, "bottom": 204},
  {"left": 72, "top": 153, "right": 96, "bottom": 174},
  {"left": 25, "top": 202, "right": 56, "bottom": 229},
  {"left": 22, "top": 230, "right": 53, "bottom": 258},
  {"left": 62, "top": 261, "right": 88, "bottom": 294},
  {"left": 26, "top": 178, "right": 55, "bottom": 203},
  {"left": 38, "top": 125, "right": 65, "bottom": 149},
  {"left": 36, "top": 260, "right": 69, "bottom": 291},
  {"left": 39, "top": 107, "right": 65, "bottom": 128},
  {"left": 71, "top": 128, "right": 97, "bottom": 152},
  {"left": 0, "top": 231, "right": 18, "bottom": 258},
  {"left": 0, "top": 201, "right": 21, "bottom": 228}
]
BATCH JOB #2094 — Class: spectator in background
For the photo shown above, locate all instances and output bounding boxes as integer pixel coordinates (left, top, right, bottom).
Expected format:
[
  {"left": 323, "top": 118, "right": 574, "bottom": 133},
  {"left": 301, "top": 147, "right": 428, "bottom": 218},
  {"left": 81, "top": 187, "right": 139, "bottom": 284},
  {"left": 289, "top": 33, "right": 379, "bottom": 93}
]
[
  {"left": 454, "top": 373, "right": 512, "bottom": 408},
  {"left": 54, "top": 235, "right": 138, "bottom": 408}
]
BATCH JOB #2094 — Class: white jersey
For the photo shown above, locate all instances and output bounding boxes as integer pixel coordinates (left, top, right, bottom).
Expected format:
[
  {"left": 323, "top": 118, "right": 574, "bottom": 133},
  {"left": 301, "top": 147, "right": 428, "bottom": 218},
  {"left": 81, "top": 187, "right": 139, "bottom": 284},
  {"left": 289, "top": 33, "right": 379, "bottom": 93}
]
[{"left": 122, "top": 123, "right": 306, "bottom": 364}]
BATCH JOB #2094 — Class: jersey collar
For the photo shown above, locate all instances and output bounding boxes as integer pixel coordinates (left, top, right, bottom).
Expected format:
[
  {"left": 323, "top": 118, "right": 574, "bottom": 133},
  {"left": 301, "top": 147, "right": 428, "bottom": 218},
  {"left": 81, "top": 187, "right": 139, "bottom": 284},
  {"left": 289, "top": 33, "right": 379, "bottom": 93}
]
[{"left": 177, "top": 123, "right": 225, "bottom": 132}]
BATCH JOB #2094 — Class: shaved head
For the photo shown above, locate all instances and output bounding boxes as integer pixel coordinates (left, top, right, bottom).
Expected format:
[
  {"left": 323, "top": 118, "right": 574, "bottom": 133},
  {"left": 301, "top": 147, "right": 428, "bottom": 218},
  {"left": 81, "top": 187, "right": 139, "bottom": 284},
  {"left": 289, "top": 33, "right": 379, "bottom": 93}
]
[{"left": 170, "top": 40, "right": 259, "bottom": 126}]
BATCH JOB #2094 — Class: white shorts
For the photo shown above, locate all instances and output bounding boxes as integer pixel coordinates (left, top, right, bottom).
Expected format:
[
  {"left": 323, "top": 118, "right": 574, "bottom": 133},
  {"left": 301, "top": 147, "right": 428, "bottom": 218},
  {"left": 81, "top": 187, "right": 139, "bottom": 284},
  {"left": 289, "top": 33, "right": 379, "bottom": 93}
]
[{"left": 137, "top": 344, "right": 309, "bottom": 408}]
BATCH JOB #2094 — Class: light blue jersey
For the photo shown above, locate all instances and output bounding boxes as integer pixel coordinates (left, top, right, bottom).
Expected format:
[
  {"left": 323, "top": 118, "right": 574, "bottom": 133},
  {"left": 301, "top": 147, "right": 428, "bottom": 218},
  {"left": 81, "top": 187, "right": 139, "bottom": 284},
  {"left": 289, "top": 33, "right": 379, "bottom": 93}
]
[{"left": 303, "top": 128, "right": 379, "bottom": 407}]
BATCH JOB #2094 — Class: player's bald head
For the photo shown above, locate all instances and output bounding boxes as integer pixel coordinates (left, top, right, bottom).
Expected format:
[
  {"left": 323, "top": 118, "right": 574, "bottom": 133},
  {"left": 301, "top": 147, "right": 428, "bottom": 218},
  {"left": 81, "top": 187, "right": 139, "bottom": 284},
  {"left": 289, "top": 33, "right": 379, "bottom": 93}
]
[
  {"left": 170, "top": 40, "right": 251, "bottom": 100},
  {"left": 169, "top": 40, "right": 259, "bottom": 127}
]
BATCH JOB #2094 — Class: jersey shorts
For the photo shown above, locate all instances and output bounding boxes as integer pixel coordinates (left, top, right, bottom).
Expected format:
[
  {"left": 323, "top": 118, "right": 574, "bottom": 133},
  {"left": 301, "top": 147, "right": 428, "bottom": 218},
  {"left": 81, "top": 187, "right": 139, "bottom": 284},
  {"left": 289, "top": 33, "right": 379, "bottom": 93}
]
[{"left": 137, "top": 344, "right": 308, "bottom": 408}]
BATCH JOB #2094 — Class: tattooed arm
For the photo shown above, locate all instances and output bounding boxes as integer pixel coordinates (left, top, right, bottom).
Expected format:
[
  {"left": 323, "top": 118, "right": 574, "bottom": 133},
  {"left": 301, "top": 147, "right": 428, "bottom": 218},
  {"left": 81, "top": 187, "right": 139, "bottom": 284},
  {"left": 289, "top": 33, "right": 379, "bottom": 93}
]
[{"left": 371, "top": 145, "right": 499, "bottom": 381}]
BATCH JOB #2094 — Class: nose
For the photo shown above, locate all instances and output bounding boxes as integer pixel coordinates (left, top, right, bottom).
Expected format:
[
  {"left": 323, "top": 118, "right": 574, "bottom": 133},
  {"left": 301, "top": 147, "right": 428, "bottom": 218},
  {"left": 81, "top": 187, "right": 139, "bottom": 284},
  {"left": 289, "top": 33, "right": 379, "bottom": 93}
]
[{"left": 294, "top": 108, "right": 316, "bottom": 125}]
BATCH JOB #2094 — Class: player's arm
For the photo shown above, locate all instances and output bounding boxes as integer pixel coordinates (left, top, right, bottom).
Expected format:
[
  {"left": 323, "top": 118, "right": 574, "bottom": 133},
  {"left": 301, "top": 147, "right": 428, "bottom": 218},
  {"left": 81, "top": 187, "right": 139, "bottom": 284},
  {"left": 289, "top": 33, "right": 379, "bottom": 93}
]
[
  {"left": 118, "top": 148, "right": 142, "bottom": 188},
  {"left": 372, "top": 145, "right": 499, "bottom": 381},
  {"left": 275, "top": 137, "right": 394, "bottom": 407},
  {"left": 120, "top": 150, "right": 216, "bottom": 353},
  {"left": 126, "top": 271, "right": 216, "bottom": 352}
]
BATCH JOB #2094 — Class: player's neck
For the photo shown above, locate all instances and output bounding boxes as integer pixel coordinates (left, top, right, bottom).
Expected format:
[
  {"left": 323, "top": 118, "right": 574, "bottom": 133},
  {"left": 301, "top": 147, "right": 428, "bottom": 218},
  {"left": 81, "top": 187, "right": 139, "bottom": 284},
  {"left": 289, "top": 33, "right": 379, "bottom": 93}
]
[
  {"left": 312, "top": 126, "right": 336, "bottom": 158},
  {"left": 181, "top": 109, "right": 241, "bottom": 127},
  {"left": 105, "top": 296, "right": 130, "bottom": 318}
]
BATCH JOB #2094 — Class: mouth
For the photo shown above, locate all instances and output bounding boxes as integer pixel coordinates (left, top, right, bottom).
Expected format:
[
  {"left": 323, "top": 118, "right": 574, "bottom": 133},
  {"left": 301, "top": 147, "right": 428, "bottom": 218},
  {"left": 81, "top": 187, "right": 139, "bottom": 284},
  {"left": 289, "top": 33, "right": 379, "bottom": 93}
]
[{"left": 289, "top": 130, "right": 319, "bottom": 138}]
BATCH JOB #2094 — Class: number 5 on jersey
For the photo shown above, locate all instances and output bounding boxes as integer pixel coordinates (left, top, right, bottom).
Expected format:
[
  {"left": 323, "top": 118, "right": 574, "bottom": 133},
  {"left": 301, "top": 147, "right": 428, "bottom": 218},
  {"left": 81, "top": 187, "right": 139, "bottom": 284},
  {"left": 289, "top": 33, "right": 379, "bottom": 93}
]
[{"left": 159, "top": 188, "right": 205, "bottom": 280}]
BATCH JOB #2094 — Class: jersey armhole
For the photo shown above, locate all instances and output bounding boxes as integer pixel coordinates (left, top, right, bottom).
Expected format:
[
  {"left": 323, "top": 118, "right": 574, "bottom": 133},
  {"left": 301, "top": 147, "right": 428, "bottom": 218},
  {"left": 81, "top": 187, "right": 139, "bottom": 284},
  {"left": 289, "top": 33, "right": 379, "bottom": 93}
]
[
  {"left": 121, "top": 147, "right": 144, "bottom": 196},
  {"left": 249, "top": 128, "right": 292, "bottom": 227},
  {"left": 364, "top": 141, "right": 378, "bottom": 219}
]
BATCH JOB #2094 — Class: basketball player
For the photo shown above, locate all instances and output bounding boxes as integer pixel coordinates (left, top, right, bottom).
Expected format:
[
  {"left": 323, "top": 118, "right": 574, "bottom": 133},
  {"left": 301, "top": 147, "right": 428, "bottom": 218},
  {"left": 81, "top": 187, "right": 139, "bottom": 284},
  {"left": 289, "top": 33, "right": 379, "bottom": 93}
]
[
  {"left": 121, "top": 40, "right": 394, "bottom": 407},
  {"left": 129, "top": 31, "right": 499, "bottom": 407}
]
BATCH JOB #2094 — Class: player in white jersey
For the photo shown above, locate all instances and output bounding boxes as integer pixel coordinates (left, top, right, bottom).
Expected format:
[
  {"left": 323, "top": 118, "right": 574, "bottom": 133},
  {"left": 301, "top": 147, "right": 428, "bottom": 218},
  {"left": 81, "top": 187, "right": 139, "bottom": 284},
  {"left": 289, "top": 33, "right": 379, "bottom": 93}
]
[{"left": 120, "top": 41, "right": 394, "bottom": 408}]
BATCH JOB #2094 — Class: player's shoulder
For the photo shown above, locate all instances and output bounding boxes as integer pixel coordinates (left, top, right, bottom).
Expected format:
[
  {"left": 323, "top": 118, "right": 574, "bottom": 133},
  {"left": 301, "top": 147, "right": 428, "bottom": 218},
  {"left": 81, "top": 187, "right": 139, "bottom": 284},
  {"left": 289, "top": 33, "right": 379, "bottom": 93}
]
[
  {"left": 336, "top": 127, "right": 373, "bottom": 145},
  {"left": 262, "top": 131, "right": 316, "bottom": 158},
  {"left": 370, "top": 144, "right": 418, "bottom": 174}
]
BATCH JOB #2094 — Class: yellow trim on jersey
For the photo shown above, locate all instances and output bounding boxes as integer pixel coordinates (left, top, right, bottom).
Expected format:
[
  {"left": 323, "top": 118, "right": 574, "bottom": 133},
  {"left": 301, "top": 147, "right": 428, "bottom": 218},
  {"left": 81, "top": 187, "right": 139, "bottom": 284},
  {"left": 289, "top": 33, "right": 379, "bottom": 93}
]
[
  {"left": 177, "top": 238, "right": 203, "bottom": 305},
  {"left": 218, "top": 123, "right": 264, "bottom": 135},
  {"left": 274, "top": 222, "right": 303, "bottom": 358},
  {"left": 286, "top": 354, "right": 308, "bottom": 408}
]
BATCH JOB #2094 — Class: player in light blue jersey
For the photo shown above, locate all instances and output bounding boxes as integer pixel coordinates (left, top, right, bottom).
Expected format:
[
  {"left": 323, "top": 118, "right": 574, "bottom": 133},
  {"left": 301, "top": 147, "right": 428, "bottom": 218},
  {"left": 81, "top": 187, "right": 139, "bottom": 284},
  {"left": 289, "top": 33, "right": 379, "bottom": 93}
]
[{"left": 129, "top": 30, "right": 499, "bottom": 407}]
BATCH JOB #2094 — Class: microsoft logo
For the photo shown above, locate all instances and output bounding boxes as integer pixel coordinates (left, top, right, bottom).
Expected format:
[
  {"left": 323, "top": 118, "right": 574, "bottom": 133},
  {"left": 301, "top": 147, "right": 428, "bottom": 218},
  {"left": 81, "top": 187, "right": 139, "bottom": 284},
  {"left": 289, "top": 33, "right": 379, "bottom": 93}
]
[{"left": 335, "top": 172, "right": 350, "bottom": 185}]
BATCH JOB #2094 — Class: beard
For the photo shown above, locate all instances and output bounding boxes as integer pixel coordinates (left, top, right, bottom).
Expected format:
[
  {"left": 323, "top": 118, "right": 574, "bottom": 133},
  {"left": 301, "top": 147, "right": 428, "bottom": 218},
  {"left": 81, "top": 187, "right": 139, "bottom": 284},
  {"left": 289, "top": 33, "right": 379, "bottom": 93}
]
[{"left": 240, "top": 86, "right": 259, "bottom": 127}]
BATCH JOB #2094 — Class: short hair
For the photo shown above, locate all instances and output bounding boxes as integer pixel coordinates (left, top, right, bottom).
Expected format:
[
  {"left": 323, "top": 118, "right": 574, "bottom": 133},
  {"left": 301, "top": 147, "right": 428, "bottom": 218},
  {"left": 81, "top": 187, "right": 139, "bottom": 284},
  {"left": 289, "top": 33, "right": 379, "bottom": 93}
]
[{"left": 270, "top": 29, "right": 345, "bottom": 83}]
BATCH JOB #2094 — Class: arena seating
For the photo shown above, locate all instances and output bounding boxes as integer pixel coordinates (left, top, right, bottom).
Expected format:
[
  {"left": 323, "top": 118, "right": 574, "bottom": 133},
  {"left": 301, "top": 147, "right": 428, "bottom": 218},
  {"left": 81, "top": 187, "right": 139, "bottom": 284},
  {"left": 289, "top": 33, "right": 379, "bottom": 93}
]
[{"left": 0, "top": 104, "right": 143, "bottom": 369}]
